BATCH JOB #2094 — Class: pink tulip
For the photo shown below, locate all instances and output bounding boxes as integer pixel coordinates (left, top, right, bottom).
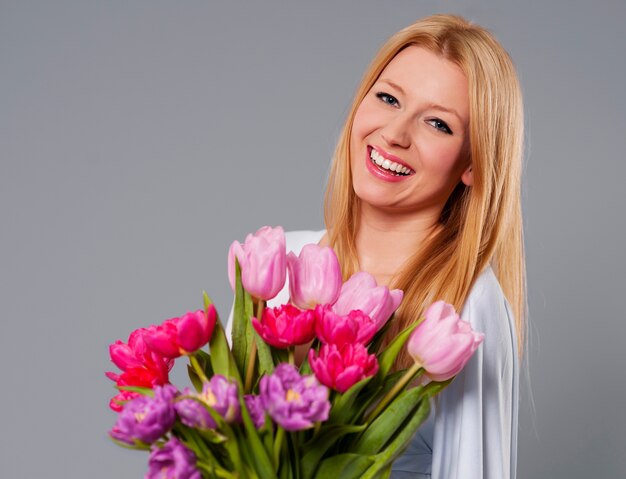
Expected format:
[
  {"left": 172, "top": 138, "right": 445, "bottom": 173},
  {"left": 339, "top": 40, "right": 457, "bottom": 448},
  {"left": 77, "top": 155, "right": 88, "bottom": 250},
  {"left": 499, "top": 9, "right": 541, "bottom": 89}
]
[
  {"left": 177, "top": 308, "right": 217, "bottom": 353},
  {"left": 314, "top": 305, "right": 378, "bottom": 347},
  {"left": 106, "top": 328, "right": 174, "bottom": 411},
  {"left": 331, "top": 271, "right": 403, "bottom": 330},
  {"left": 308, "top": 343, "right": 379, "bottom": 393},
  {"left": 109, "top": 389, "right": 140, "bottom": 412},
  {"left": 228, "top": 226, "right": 287, "bottom": 301},
  {"left": 407, "top": 301, "right": 484, "bottom": 382},
  {"left": 287, "top": 244, "right": 342, "bottom": 309},
  {"left": 145, "top": 307, "right": 217, "bottom": 358},
  {"left": 109, "top": 328, "right": 150, "bottom": 371},
  {"left": 251, "top": 304, "right": 316, "bottom": 349}
]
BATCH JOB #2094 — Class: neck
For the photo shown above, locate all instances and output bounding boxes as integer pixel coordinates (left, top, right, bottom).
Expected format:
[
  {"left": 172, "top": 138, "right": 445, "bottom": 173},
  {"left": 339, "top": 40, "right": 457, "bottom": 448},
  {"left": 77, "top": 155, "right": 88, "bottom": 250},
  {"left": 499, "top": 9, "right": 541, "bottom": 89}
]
[{"left": 356, "top": 203, "right": 442, "bottom": 286}]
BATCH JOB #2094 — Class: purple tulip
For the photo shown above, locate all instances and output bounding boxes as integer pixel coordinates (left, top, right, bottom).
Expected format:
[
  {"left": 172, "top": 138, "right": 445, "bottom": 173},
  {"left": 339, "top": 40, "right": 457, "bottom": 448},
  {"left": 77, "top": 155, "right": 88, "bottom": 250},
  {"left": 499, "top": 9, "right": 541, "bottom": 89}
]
[
  {"left": 331, "top": 272, "right": 403, "bottom": 329},
  {"left": 109, "top": 385, "right": 178, "bottom": 445},
  {"left": 228, "top": 226, "right": 287, "bottom": 300},
  {"left": 259, "top": 364, "right": 330, "bottom": 431},
  {"left": 146, "top": 437, "right": 201, "bottom": 479},
  {"left": 174, "top": 388, "right": 213, "bottom": 430},
  {"left": 287, "top": 243, "right": 342, "bottom": 309},
  {"left": 244, "top": 394, "right": 266, "bottom": 429},
  {"left": 407, "top": 301, "right": 484, "bottom": 382},
  {"left": 175, "top": 376, "right": 240, "bottom": 429}
]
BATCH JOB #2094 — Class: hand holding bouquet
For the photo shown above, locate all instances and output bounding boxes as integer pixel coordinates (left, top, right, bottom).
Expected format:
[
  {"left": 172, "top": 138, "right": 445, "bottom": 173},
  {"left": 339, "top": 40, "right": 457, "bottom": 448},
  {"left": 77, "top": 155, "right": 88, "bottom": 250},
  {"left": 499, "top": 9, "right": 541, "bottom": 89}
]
[{"left": 106, "top": 226, "right": 484, "bottom": 478}]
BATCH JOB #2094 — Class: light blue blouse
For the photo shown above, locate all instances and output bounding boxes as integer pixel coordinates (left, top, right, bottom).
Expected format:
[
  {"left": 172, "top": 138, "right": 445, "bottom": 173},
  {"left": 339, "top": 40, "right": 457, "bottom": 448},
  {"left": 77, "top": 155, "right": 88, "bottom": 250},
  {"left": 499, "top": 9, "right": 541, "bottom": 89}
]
[{"left": 226, "top": 229, "right": 519, "bottom": 479}]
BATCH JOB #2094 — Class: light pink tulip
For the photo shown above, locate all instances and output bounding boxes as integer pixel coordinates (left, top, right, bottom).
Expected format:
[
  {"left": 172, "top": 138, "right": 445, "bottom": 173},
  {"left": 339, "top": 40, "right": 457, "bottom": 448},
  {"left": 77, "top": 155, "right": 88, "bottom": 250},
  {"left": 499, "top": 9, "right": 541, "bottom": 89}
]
[
  {"left": 314, "top": 305, "right": 378, "bottom": 347},
  {"left": 407, "top": 301, "right": 484, "bottom": 382},
  {"left": 287, "top": 244, "right": 342, "bottom": 309},
  {"left": 331, "top": 271, "right": 403, "bottom": 330},
  {"left": 228, "top": 226, "right": 287, "bottom": 301}
]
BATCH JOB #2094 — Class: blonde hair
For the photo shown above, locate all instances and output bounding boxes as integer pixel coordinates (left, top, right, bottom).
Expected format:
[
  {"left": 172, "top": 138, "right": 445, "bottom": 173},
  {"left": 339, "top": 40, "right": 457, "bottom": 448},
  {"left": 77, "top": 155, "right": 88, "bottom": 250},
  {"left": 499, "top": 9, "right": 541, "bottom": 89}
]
[{"left": 324, "top": 13, "right": 527, "bottom": 368}]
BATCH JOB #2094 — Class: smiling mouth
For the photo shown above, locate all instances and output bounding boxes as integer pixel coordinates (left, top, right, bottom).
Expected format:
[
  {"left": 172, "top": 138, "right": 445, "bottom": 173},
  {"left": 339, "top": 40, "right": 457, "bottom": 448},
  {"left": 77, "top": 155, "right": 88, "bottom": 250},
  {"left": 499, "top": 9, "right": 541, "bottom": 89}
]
[{"left": 368, "top": 146, "right": 414, "bottom": 176}]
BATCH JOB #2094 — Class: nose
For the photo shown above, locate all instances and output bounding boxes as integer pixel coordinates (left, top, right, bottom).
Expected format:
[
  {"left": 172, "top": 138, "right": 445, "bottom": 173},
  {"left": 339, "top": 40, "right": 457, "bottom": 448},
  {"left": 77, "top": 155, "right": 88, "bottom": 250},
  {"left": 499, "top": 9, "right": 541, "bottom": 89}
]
[{"left": 380, "top": 113, "right": 412, "bottom": 149}]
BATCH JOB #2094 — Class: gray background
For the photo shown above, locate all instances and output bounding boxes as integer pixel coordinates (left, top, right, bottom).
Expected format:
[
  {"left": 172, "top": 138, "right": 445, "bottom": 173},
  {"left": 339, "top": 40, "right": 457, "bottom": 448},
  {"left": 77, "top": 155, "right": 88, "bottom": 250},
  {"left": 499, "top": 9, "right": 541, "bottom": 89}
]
[{"left": 1, "top": 1, "right": 625, "bottom": 477}]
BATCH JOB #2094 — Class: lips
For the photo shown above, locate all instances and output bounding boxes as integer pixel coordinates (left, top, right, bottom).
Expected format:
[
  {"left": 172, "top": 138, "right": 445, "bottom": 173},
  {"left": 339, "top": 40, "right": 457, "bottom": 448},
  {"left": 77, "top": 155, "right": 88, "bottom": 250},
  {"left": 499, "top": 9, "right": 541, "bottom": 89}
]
[{"left": 365, "top": 146, "right": 413, "bottom": 183}]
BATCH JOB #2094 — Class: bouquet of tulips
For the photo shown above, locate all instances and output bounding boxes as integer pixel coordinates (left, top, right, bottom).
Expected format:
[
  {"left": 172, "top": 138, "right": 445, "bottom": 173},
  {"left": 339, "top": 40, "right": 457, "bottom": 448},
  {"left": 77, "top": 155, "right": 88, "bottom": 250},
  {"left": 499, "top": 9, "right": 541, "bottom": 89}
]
[{"left": 106, "top": 226, "right": 484, "bottom": 479}]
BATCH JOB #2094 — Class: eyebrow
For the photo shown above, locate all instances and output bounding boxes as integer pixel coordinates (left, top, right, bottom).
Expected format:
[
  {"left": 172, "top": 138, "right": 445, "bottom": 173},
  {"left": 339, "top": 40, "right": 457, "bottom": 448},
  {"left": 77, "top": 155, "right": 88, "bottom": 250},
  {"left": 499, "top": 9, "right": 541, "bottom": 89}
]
[{"left": 378, "top": 78, "right": 464, "bottom": 124}]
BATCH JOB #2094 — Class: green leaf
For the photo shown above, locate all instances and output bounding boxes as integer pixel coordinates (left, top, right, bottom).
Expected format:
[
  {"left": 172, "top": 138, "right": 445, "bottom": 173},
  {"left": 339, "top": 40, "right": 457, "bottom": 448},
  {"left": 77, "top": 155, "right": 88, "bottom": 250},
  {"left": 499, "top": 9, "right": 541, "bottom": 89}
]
[
  {"left": 255, "top": 330, "right": 275, "bottom": 377},
  {"left": 360, "top": 398, "right": 431, "bottom": 479},
  {"left": 187, "top": 364, "right": 203, "bottom": 392},
  {"left": 300, "top": 424, "right": 366, "bottom": 479},
  {"left": 198, "top": 428, "right": 228, "bottom": 444},
  {"left": 350, "top": 386, "right": 424, "bottom": 455},
  {"left": 231, "top": 259, "right": 248, "bottom": 375},
  {"left": 239, "top": 395, "right": 278, "bottom": 479},
  {"left": 328, "top": 375, "right": 373, "bottom": 424},
  {"left": 367, "top": 315, "right": 393, "bottom": 355},
  {"left": 116, "top": 385, "right": 154, "bottom": 397},
  {"left": 244, "top": 290, "right": 255, "bottom": 355},
  {"left": 314, "top": 453, "right": 374, "bottom": 479},
  {"left": 108, "top": 435, "right": 151, "bottom": 451},
  {"left": 375, "top": 321, "right": 420, "bottom": 381},
  {"left": 208, "top": 314, "right": 242, "bottom": 387},
  {"left": 195, "top": 349, "right": 214, "bottom": 374}
]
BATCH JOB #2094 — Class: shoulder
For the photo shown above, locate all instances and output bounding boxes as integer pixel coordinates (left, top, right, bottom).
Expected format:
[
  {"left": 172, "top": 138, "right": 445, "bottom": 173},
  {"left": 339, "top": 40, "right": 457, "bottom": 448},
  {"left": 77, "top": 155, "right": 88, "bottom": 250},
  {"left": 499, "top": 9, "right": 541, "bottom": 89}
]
[
  {"left": 284, "top": 229, "right": 326, "bottom": 255},
  {"left": 460, "top": 266, "right": 518, "bottom": 371}
]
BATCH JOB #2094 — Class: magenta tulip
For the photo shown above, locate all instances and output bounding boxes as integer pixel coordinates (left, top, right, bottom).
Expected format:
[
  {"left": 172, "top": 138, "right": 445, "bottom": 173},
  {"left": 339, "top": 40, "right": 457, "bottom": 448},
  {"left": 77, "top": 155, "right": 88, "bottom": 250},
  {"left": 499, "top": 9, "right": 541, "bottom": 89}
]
[
  {"left": 177, "top": 308, "right": 217, "bottom": 353},
  {"left": 106, "top": 328, "right": 173, "bottom": 411},
  {"left": 145, "top": 307, "right": 217, "bottom": 358},
  {"left": 287, "top": 244, "right": 342, "bottom": 309},
  {"left": 109, "top": 328, "right": 150, "bottom": 371},
  {"left": 251, "top": 304, "right": 316, "bottom": 348},
  {"left": 308, "top": 343, "right": 379, "bottom": 393},
  {"left": 407, "top": 301, "right": 484, "bottom": 382},
  {"left": 228, "top": 226, "right": 287, "bottom": 300},
  {"left": 314, "top": 305, "right": 378, "bottom": 347},
  {"left": 331, "top": 272, "right": 403, "bottom": 330}
]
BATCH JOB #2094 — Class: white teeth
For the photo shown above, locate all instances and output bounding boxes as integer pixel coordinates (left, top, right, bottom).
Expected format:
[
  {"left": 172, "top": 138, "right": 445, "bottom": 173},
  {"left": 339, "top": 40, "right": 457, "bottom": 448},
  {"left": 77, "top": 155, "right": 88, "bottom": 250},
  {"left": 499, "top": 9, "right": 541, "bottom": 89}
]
[{"left": 369, "top": 148, "right": 412, "bottom": 176}]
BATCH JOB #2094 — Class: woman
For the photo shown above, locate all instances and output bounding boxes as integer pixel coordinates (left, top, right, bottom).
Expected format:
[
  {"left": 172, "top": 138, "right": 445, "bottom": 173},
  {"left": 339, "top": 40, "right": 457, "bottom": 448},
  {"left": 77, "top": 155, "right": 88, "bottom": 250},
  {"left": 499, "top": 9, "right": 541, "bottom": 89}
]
[{"left": 230, "top": 13, "right": 525, "bottom": 479}]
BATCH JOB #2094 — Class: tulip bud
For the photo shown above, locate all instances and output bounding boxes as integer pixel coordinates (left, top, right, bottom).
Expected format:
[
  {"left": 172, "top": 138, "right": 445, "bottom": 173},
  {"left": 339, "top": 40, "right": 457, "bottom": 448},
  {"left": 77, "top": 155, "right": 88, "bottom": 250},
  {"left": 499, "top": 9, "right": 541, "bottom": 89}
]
[
  {"left": 228, "top": 226, "right": 287, "bottom": 301},
  {"left": 308, "top": 343, "right": 379, "bottom": 393},
  {"left": 314, "top": 305, "right": 378, "bottom": 347},
  {"left": 144, "top": 307, "right": 217, "bottom": 358},
  {"left": 251, "top": 304, "right": 316, "bottom": 349},
  {"left": 407, "top": 301, "right": 484, "bottom": 382},
  {"left": 332, "top": 271, "right": 403, "bottom": 330},
  {"left": 287, "top": 244, "right": 342, "bottom": 309}
]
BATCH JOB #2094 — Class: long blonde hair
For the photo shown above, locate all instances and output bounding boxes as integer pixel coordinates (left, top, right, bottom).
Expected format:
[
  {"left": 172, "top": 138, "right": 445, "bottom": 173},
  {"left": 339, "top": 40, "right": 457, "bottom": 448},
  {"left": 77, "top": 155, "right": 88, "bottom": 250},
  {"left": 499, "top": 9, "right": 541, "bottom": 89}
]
[{"left": 324, "top": 14, "right": 527, "bottom": 367}]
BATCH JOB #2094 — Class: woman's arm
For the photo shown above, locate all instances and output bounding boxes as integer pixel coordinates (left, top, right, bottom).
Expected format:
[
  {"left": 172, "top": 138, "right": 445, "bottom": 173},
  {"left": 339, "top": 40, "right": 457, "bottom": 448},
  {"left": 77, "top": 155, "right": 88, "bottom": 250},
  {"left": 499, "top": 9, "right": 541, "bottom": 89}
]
[{"left": 431, "top": 269, "right": 519, "bottom": 479}]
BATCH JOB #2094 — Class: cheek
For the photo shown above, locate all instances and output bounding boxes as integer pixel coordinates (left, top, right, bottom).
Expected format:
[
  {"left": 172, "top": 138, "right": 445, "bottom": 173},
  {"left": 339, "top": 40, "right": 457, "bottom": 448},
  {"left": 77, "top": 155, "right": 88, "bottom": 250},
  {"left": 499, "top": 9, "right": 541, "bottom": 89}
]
[
  {"left": 421, "top": 142, "right": 467, "bottom": 183},
  {"left": 351, "top": 100, "right": 378, "bottom": 141}
]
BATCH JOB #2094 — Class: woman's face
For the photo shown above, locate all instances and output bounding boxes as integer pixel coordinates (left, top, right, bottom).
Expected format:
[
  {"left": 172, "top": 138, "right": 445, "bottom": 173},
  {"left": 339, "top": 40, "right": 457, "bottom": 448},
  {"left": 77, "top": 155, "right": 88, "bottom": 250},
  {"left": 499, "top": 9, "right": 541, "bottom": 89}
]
[{"left": 350, "top": 45, "right": 472, "bottom": 216}]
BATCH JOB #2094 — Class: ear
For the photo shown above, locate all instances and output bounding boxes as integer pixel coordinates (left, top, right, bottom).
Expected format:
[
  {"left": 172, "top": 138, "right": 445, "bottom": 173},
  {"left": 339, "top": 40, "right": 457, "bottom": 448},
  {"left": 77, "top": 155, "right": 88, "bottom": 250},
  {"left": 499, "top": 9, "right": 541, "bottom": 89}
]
[{"left": 461, "top": 164, "right": 473, "bottom": 187}]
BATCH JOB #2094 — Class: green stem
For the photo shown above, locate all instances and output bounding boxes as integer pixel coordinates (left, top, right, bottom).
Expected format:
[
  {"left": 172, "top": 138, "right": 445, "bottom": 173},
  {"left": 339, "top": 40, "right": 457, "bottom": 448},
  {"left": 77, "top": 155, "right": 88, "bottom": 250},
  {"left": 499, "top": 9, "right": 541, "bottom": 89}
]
[
  {"left": 196, "top": 461, "right": 236, "bottom": 479},
  {"left": 273, "top": 426, "right": 285, "bottom": 471},
  {"left": 244, "top": 340, "right": 257, "bottom": 393},
  {"left": 365, "top": 363, "right": 422, "bottom": 424},
  {"left": 189, "top": 354, "right": 210, "bottom": 384},
  {"left": 288, "top": 346, "right": 295, "bottom": 365},
  {"left": 244, "top": 299, "right": 265, "bottom": 393}
]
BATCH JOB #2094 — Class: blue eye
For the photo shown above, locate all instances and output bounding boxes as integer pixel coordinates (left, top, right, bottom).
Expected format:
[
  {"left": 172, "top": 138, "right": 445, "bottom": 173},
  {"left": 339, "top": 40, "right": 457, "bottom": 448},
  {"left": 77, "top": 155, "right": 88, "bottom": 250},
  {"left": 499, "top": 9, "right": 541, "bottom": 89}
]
[
  {"left": 376, "top": 92, "right": 399, "bottom": 107},
  {"left": 428, "top": 118, "right": 453, "bottom": 135}
]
